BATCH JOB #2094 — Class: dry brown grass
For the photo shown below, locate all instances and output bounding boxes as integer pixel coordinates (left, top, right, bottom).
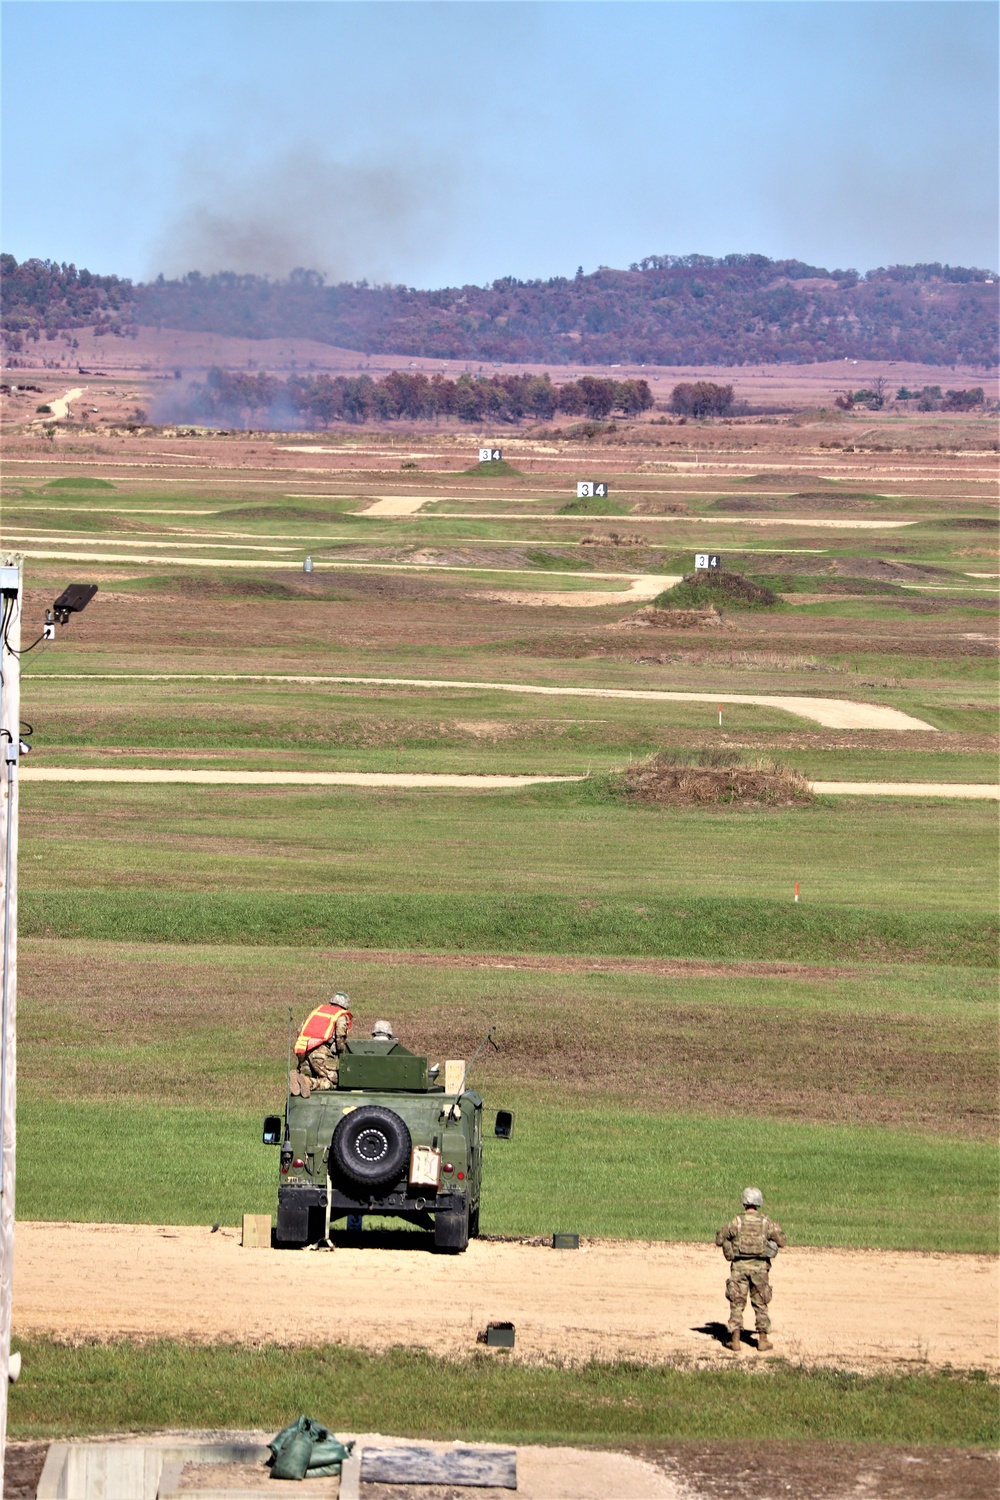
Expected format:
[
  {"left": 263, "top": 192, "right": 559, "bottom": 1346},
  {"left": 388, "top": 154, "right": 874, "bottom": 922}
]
[
  {"left": 615, "top": 751, "right": 815, "bottom": 807},
  {"left": 18, "top": 943, "right": 997, "bottom": 1138}
]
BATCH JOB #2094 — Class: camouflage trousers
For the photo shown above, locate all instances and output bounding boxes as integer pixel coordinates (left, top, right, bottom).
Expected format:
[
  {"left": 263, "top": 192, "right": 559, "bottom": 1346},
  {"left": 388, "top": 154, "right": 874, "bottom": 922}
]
[
  {"left": 725, "top": 1259, "right": 773, "bottom": 1333},
  {"left": 297, "top": 1042, "right": 340, "bottom": 1090}
]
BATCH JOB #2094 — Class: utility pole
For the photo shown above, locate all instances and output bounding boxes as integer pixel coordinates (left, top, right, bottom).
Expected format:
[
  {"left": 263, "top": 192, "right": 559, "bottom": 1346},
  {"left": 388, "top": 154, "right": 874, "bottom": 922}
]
[{"left": 0, "top": 556, "right": 22, "bottom": 1491}]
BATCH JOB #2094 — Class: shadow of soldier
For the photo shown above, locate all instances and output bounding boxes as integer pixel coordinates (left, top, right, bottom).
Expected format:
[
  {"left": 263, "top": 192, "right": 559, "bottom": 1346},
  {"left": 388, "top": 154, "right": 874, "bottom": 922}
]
[{"left": 692, "top": 1321, "right": 757, "bottom": 1349}]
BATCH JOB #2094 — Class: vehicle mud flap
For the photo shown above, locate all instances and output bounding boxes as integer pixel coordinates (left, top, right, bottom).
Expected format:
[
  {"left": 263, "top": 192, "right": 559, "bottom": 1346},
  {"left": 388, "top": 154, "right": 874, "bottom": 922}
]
[
  {"left": 435, "top": 1200, "right": 470, "bottom": 1253},
  {"left": 277, "top": 1195, "right": 310, "bottom": 1247}
]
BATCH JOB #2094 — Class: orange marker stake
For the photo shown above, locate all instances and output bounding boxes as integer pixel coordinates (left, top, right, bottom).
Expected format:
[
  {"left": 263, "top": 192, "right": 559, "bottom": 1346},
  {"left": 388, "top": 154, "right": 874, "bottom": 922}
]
[
  {"left": 718, "top": 705, "right": 723, "bottom": 727},
  {"left": 794, "top": 882, "right": 800, "bottom": 903}
]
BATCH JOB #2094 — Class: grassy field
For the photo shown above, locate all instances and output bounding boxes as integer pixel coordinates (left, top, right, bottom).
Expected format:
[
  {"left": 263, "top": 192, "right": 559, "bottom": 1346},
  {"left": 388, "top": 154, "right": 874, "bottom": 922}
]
[
  {"left": 1, "top": 422, "right": 996, "bottom": 1451},
  {"left": 16, "top": 944, "right": 998, "bottom": 1248},
  {"left": 9, "top": 1340, "right": 997, "bottom": 1445}
]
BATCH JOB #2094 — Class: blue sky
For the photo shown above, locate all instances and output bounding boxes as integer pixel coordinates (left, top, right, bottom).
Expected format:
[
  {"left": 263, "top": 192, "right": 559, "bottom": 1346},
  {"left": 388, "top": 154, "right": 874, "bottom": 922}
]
[{"left": 2, "top": 1, "right": 996, "bottom": 286}]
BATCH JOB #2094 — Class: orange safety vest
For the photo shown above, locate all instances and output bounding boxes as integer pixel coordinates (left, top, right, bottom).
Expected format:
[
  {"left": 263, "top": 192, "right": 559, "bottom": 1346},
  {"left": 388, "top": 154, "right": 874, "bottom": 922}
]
[{"left": 294, "top": 1003, "right": 352, "bottom": 1058}]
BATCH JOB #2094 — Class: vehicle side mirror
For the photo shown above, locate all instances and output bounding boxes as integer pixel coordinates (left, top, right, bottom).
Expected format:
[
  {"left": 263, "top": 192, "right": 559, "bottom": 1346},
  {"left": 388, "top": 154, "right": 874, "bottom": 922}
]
[
  {"left": 262, "top": 1115, "right": 282, "bottom": 1145},
  {"left": 494, "top": 1109, "right": 514, "bottom": 1139}
]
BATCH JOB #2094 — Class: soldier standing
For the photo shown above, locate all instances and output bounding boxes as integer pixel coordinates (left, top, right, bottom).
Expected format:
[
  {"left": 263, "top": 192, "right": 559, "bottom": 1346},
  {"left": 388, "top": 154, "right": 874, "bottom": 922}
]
[
  {"left": 291, "top": 993, "right": 352, "bottom": 1097},
  {"left": 715, "top": 1187, "right": 786, "bottom": 1353}
]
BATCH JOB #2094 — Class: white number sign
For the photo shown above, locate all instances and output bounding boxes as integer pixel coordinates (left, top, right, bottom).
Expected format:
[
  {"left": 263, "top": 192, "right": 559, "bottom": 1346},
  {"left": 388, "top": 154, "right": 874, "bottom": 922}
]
[
  {"left": 479, "top": 447, "right": 502, "bottom": 463},
  {"left": 576, "top": 481, "right": 609, "bottom": 498},
  {"left": 695, "top": 553, "right": 722, "bottom": 570}
]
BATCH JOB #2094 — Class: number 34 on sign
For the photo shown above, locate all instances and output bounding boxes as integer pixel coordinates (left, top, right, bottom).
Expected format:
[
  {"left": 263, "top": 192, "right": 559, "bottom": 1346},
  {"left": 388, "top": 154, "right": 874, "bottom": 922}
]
[
  {"left": 576, "top": 481, "right": 609, "bottom": 498},
  {"left": 479, "top": 447, "right": 502, "bottom": 463},
  {"left": 695, "top": 553, "right": 722, "bottom": 570}
]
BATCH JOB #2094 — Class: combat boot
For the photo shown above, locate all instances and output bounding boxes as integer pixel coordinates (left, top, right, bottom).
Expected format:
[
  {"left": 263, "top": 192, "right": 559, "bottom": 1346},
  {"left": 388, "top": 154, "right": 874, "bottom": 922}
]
[
  {"left": 757, "top": 1333, "right": 772, "bottom": 1352},
  {"left": 728, "top": 1329, "right": 741, "bottom": 1352}
]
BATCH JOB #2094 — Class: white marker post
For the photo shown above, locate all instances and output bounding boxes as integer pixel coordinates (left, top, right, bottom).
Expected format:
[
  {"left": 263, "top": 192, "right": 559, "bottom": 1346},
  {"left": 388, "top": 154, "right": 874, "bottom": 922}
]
[
  {"left": 718, "top": 705, "right": 723, "bottom": 728},
  {"left": 0, "top": 558, "right": 22, "bottom": 1493}
]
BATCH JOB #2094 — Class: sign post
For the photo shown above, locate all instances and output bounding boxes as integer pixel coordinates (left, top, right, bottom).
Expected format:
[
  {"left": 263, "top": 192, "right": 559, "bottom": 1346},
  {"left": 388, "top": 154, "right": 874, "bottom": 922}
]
[
  {"left": 576, "top": 481, "right": 609, "bottom": 499},
  {"left": 695, "top": 553, "right": 722, "bottom": 571},
  {"left": 478, "top": 447, "right": 502, "bottom": 464},
  {"left": 0, "top": 558, "right": 22, "bottom": 1493}
]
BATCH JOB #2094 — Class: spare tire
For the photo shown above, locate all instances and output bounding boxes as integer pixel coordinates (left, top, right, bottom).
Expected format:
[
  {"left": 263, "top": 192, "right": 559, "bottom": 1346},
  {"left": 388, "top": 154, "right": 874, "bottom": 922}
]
[{"left": 332, "top": 1106, "right": 411, "bottom": 1188}]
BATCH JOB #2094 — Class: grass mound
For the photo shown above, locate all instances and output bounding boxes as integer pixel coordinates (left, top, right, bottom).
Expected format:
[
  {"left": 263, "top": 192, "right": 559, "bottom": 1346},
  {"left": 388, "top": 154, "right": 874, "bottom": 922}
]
[
  {"left": 461, "top": 459, "right": 522, "bottom": 477},
  {"left": 558, "top": 495, "right": 627, "bottom": 515},
  {"left": 44, "top": 477, "right": 115, "bottom": 490},
  {"left": 654, "top": 571, "right": 781, "bottom": 611},
  {"left": 614, "top": 750, "right": 814, "bottom": 808}
]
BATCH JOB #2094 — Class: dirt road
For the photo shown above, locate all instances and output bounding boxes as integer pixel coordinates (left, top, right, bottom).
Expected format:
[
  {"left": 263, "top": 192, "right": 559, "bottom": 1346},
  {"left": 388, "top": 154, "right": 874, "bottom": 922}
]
[
  {"left": 19, "top": 768, "right": 999, "bottom": 797},
  {"left": 13, "top": 1224, "right": 996, "bottom": 1374},
  {"left": 36, "top": 672, "right": 940, "bottom": 731}
]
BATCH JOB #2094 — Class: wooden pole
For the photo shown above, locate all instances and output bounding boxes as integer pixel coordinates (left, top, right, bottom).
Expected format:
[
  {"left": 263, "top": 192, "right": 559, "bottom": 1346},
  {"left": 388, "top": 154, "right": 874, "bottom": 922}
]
[{"left": 0, "top": 557, "right": 23, "bottom": 1490}]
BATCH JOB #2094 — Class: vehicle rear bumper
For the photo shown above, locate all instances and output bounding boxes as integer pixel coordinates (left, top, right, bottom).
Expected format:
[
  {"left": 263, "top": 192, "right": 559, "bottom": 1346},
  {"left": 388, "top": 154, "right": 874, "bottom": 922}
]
[{"left": 277, "top": 1182, "right": 467, "bottom": 1241}]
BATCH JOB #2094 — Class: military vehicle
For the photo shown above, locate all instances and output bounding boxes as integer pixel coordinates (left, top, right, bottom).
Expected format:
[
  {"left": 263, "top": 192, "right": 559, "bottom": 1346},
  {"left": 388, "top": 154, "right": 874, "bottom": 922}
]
[{"left": 263, "top": 1033, "right": 513, "bottom": 1252}]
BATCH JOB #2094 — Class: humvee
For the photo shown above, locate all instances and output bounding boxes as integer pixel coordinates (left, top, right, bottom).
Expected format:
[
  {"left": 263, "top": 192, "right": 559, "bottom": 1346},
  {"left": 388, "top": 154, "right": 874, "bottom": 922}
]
[{"left": 262, "top": 1035, "right": 513, "bottom": 1252}]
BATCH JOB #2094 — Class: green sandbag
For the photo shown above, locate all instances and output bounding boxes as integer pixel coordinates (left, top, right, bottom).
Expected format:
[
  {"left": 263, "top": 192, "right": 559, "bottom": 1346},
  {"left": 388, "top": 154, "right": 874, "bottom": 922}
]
[
  {"left": 268, "top": 1417, "right": 352, "bottom": 1480},
  {"left": 307, "top": 1437, "right": 354, "bottom": 1475},
  {"left": 271, "top": 1429, "right": 312, "bottom": 1480}
]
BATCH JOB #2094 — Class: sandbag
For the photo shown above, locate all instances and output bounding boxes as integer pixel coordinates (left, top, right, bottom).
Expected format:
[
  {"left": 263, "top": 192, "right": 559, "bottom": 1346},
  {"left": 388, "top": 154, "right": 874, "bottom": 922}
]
[{"left": 268, "top": 1415, "right": 354, "bottom": 1480}]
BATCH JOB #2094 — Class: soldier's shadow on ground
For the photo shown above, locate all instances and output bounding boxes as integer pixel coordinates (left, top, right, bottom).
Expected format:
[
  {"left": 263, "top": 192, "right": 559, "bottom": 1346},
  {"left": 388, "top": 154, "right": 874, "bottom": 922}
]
[{"left": 693, "top": 1321, "right": 749, "bottom": 1348}]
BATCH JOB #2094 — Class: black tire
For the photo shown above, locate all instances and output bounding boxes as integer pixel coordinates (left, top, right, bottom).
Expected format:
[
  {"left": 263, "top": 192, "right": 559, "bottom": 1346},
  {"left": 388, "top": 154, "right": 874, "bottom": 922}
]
[
  {"left": 469, "top": 1203, "right": 480, "bottom": 1239},
  {"left": 332, "top": 1105, "right": 411, "bottom": 1189},
  {"left": 434, "top": 1199, "right": 470, "bottom": 1253}
]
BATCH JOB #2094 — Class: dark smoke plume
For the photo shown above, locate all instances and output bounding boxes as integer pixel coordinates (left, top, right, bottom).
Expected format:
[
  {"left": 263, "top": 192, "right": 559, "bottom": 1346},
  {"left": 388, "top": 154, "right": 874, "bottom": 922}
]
[{"left": 147, "top": 147, "right": 453, "bottom": 283}]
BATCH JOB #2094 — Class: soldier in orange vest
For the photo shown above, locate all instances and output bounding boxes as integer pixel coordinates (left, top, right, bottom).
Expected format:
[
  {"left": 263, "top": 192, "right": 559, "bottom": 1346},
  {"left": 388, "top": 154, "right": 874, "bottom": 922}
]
[{"left": 290, "top": 993, "right": 353, "bottom": 1097}]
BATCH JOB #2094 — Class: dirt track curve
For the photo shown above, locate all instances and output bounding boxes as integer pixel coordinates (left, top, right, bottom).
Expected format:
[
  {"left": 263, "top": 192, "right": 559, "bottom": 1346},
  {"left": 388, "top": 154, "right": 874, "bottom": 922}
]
[{"left": 13, "top": 1224, "right": 996, "bottom": 1374}]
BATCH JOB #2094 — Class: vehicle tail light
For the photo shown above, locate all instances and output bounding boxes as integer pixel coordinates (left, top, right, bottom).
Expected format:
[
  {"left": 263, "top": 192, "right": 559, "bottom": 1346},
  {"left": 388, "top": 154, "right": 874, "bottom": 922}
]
[
  {"left": 457, "top": 1171, "right": 465, "bottom": 1180},
  {"left": 292, "top": 1158, "right": 305, "bottom": 1168},
  {"left": 442, "top": 1162, "right": 453, "bottom": 1173}
]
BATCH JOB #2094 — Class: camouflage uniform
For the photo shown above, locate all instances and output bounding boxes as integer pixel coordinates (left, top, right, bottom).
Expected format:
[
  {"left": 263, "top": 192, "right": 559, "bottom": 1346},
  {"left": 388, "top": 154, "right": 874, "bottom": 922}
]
[
  {"left": 298, "top": 1011, "right": 350, "bottom": 1090},
  {"left": 715, "top": 1209, "right": 786, "bottom": 1334}
]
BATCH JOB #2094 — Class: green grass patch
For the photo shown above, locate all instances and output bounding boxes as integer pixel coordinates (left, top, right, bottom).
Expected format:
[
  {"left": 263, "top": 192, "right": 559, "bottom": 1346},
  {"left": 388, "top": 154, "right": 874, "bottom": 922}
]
[
  {"left": 9, "top": 1340, "right": 996, "bottom": 1444},
  {"left": 557, "top": 495, "right": 627, "bottom": 515},
  {"left": 16, "top": 1098, "right": 996, "bottom": 1250},
  {"left": 21, "top": 784, "right": 998, "bottom": 915},
  {"left": 19, "top": 889, "right": 997, "bottom": 965},
  {"left": 44, "top": 476, "right": 115, "bottom": 490}
]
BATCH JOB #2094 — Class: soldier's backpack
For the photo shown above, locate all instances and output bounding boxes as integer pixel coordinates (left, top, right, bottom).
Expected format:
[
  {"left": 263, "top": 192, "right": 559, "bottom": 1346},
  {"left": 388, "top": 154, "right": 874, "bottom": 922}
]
[{"left": 736, "top": 1212, "right": 769, "bottom": 1257}]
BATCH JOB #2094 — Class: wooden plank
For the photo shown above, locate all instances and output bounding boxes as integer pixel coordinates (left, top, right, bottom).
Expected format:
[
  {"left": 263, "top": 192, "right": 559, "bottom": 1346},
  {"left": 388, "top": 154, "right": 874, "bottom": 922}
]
[
  {"left": 360, "top": 1446, "right": 516, "bottom": 1488},
  {"left": 241, "top": 1213, "right": 271, "bottom": 1249}
]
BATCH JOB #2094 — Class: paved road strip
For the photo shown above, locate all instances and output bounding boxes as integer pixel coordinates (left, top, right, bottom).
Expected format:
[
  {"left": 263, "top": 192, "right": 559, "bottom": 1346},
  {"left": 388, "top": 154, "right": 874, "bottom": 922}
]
[{"left": 31, "top": 673, "right": 939, "bottom": 730}]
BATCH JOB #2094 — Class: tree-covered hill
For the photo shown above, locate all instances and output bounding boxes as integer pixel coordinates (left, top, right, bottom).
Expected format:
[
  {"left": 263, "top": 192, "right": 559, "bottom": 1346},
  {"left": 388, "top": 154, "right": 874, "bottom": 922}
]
[{"left": 2, "top": 252, "right": 996, "bottom": 366}]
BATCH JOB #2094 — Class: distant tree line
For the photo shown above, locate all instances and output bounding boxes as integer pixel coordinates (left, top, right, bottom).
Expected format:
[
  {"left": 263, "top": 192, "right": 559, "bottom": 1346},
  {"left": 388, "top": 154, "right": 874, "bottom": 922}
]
[
  {"left": 2, "top": 253, "right": 996, "bottom": 368},
  {"left": 836, "top": 381, "right": 986, "bottom": 412},
  {"left": 169, "top": 368, "right": 654, "bottom": 427}
]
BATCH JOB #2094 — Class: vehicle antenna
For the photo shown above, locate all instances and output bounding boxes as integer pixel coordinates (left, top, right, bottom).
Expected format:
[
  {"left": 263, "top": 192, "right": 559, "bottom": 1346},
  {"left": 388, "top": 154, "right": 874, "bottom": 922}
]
[
  {"left": 285, "top": 1007, "right": 294, "bottom": 1135},
  {"left": 448, "top": 1025, "right": 499, "bottom": 1119}
]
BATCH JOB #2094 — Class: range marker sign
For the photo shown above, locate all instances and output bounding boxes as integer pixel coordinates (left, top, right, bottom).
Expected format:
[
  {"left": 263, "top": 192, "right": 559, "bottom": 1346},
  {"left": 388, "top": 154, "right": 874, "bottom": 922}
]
[
  {"left": 695, "top": 553, "right": 723, "bottom": 570},
  {"left": 479, "top": 447, "right": 503, "bottom": 463},
  {"left": 576, "top": 481, "right": 610, "bottom": 499}
]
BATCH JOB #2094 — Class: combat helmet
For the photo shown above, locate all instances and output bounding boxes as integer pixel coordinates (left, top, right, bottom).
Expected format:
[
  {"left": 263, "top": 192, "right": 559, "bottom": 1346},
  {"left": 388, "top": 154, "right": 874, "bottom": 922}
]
[{"left": 741, "top": 1187, "right": 763, "bottom": 1208}]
